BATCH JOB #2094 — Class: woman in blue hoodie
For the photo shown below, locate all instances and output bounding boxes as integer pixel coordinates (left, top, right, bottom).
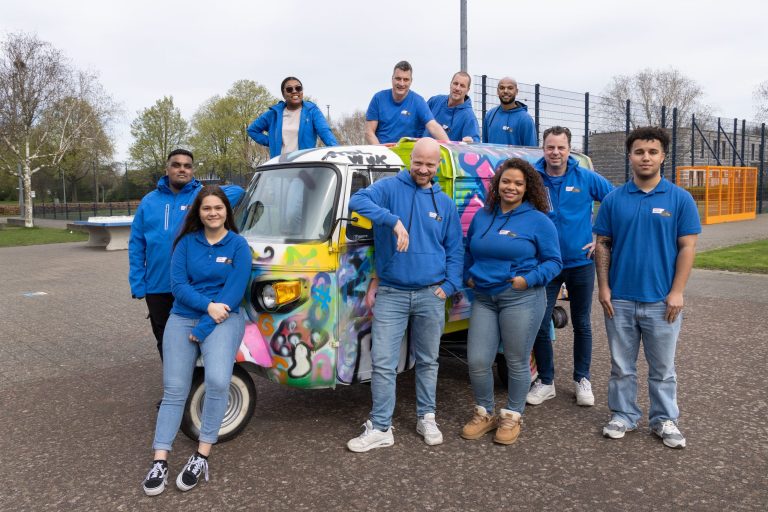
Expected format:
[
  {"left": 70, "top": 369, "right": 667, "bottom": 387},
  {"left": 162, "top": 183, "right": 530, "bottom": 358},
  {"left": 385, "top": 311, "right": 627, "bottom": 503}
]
[
  {"left": 247, "top": 76, "right": 338, "bottom": 158},
  {"left": 142, "top": 185, "right": 251, "bottom": 497},
  {"left": 460, "top": 158, "right": 561, "bottom": 445}
]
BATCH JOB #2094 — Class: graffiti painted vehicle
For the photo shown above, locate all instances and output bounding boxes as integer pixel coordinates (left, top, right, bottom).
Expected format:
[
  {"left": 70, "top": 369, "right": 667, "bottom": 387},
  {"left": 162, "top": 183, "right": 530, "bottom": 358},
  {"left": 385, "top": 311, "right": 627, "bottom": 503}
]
[{"left": 180, "top": 140, "right": 594, "bottom": 442}]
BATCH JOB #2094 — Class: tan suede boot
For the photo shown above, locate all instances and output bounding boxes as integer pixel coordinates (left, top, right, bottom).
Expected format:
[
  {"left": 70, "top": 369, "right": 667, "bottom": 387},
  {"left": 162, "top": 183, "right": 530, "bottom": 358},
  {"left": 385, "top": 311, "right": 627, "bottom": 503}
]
[
  {"left": 493, "top": 409, "right": 522, "bottom": 445},
  {"left": 460, "top": 405, "right": 498, "bottom": 440}
]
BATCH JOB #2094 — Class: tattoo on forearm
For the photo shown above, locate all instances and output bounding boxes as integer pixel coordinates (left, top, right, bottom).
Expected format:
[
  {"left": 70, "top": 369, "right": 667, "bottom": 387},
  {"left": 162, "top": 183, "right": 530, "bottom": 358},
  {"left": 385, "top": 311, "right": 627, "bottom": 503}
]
[{"left": 595, "top": 236, "right": 612, "bottom": 285}]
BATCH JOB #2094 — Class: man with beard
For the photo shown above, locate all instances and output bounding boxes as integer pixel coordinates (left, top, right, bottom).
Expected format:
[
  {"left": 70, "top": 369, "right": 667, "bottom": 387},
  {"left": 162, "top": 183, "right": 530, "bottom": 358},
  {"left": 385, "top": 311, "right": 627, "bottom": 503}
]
[
  {"left": 482, "top": 77, "right": 537, "bottom": 147},
  {"left": 422, "top": 71, "right": 480, "bottom": 142}
]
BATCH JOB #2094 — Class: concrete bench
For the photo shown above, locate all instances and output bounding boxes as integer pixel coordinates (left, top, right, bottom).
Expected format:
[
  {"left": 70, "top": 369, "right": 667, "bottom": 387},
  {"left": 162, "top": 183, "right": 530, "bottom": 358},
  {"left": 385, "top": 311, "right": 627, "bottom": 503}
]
[{"left": 72, "top": 216, "right": 133, "bottom": 251}]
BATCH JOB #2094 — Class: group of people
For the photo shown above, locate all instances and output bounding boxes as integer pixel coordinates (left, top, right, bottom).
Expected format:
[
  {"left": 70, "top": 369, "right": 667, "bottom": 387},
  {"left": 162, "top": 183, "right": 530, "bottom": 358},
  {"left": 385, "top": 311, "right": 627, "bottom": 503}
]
[
  {"left": 346, "top": 126, "right": 700, "bottom": 454},
  {"left": 127, "top": 62, "right": 700, "bottom": 495},
  {"left": 245, "top": 61, "right": 539, "bottom": 158}
]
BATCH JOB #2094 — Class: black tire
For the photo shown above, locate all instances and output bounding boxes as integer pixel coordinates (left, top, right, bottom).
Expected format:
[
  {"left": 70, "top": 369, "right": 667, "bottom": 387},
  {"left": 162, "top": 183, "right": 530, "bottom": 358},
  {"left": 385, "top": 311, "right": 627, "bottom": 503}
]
[
  {"left": 495, "top": 353, "right": 508, "bottom": 386},
  {"left": 552, "top": 305, "right": 569, "bottom": 329},
  {"left": 181, "top": 365, "right": 256, "bottom": 443}
]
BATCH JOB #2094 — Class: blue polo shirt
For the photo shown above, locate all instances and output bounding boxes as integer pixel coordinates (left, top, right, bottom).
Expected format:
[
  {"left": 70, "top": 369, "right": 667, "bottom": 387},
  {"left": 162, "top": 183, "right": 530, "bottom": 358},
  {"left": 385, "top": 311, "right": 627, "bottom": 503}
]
[
  {"left": 366, "top": 89, "right": 434, "bottom": 143},
  {"left": 593, "top": 178, "right": 701, "bottom": 303}
]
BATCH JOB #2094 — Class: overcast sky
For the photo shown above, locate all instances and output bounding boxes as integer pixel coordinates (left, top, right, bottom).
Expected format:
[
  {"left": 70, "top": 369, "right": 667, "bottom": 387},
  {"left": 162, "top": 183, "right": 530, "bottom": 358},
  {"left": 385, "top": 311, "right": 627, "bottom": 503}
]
[{"left": 4, "top": 0, "right": 767, "bottom": 161}]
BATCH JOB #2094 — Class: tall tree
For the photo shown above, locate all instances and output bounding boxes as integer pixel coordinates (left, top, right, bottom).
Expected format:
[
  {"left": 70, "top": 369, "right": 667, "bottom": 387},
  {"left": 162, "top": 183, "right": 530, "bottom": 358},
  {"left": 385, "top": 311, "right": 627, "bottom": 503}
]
[
  {"left": 0, "top": 32, "right": 116, "bottom": 226},
  {"left": 332, "top": 110, "right": 367, "bottom": 146},
  {"left": 599, "top": 68, "right": 710, "bottom": 131},
  {"left": 754, "top": 81, "right": 768, "bottom": 122},
  {"left": 129, "top": 96, "right": 188, "bottom": 175}
]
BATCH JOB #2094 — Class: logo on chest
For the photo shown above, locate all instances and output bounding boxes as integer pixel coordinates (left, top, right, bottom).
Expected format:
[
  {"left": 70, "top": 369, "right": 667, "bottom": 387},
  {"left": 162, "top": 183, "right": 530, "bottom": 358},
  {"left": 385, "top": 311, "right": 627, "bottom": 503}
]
[{"left": 652, "top": 207, "right": 672, "bottom": 217}]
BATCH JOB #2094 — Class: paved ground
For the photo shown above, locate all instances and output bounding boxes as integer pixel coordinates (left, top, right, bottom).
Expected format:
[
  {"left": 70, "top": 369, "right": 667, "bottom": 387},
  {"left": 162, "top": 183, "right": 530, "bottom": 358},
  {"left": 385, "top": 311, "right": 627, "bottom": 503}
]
[{"left": 0, "top": 216, "right": 766, "bottom": 511}]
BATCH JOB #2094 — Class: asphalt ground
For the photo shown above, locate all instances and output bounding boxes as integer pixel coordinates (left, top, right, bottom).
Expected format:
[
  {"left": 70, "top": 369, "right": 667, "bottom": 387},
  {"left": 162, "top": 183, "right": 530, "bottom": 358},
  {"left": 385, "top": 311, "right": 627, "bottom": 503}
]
[{"left": 0, "top": 216, "right": 766, "bottom": 511}]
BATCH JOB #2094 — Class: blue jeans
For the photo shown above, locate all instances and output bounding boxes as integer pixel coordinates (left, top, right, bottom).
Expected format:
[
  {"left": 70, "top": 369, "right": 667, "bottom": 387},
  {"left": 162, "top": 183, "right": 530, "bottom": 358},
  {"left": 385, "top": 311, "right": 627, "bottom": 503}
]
[
  {"left": 533, "top": 262, "right": 595, "bottom": 384},
  {"left": 153, "top": 311, "right": 245, "bottom": 450},
  {"left": 370, "top": 285, "right": 446, "bottom": 431},
  {"left": 467, "top": 286, "right": 546, "bottom": 415},
  {"left": 605, "top": 300, "right": 681, "bottom": 428}
]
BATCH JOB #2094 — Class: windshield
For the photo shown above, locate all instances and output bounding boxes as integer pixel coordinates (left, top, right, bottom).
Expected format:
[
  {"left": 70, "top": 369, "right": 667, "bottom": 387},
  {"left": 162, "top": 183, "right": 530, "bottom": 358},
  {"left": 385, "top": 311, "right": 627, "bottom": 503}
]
[{"left": 236, "top": 166, "right": 339, "bottom": 242}]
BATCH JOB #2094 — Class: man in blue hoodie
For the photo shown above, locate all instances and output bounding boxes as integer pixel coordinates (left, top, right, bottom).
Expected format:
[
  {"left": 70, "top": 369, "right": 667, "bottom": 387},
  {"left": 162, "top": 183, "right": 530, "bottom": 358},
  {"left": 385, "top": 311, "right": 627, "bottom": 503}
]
[
  {"left": 346, "top": 138, "right": 463, "bottom": 452},
  {"left": 422, "top": 71, "right": 480, "bottom": 142},
  {"left": 526, "top": 126, "right": 614, "bottom": 409},
  {"left": 482, "top": 77, "right": 537, "bottom": 147},
  {"left": 129, "top": 149, "right": 245, "bottom": 362},
  {"left": 365, "top": 61, "right": 449, "bottom": 144}
]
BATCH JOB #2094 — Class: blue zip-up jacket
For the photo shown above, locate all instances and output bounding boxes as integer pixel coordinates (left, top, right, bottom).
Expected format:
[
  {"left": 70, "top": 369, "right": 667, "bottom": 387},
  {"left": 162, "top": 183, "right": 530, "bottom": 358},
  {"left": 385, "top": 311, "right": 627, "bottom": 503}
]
[
  {"left": 348, "top": 170, "right": 463, "bottom": 296},
  {"left": 171, "top": 230, "right": 252, "bottom": 342},
  {"left": 464, "top": 202, "right": 562, "bottom": 296},
  {"left": 534, "top": 155, "right": 614, "bottom": 269},
  {"left": 247, "top": 100, "right": 338, "bottom": 158},
  {"left": 482, "top": 102, "right": 537, "bottom": 146},
  {"left": 420, "top": 95, "right": 480, "bottom": 142},
  {"left": 128, "top": 177, "right": 245, "bottom": 298}
]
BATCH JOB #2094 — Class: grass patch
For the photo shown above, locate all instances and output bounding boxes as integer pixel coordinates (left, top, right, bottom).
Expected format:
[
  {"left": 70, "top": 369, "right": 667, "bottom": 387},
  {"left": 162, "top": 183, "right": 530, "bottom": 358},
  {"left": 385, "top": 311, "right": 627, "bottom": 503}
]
[
  {"left": 0, "top": 225, "right": 88, "bottom": 247},
  {"left": 695, "top": 239, "right": 768, "bottom": 274}
]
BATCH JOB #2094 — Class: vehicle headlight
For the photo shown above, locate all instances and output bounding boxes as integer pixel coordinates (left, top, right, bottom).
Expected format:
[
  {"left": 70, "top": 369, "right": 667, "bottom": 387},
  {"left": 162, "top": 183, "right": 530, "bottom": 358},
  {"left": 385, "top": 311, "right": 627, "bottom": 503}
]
[{"left": 254, "top": 280, "right": 304, "bottom": 312}]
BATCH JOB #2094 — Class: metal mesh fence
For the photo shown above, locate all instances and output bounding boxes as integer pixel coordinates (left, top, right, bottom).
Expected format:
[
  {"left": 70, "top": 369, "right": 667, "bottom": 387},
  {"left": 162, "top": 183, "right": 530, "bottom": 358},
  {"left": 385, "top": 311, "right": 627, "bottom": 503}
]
[{"left": 473, "top": 75, "right": 766, "bottom": 213}]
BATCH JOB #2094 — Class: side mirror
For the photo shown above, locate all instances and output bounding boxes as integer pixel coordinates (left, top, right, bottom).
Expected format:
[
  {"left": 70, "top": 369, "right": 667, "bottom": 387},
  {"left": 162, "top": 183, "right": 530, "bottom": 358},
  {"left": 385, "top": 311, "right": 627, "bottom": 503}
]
[{"left": 349, "top": 211, "right": 372, "bottom": 230}]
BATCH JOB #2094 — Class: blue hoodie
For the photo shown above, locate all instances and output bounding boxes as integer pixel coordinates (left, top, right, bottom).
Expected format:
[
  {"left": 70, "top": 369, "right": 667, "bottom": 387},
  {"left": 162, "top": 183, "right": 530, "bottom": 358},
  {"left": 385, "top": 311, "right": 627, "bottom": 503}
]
[
  {"left": 420, "top": 95, "right": 480, "bottom": 142},
  {"left": 128, "top": 177, "right": 245, "bottom": 297},
  {"left": 534, "top": 155, "right": 614, "bottom": 269},
  {"left": 482, "top": 102, "right": 537, "bottom": 146},
  {"left": 464, "top": 202, "right": 562, "bottom": 296},
  {"left": 171, "top": 230, "right": 252, "bottom": 342},
  {"left": 348, "top": 170, "right": 463, "bottom": 295},
  {"left": 247, "top": 100, "right": 338, "bottom": 158}
]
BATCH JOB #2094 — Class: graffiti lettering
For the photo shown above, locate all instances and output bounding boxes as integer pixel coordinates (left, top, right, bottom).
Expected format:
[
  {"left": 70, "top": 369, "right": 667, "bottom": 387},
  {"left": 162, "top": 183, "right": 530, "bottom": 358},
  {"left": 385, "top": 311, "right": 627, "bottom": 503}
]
[
  {"left": 256, "top": 246, "right": 275, "bottom": 262},
  {"left": 285, "top": 246, "right": 317, "bottom": 265}
]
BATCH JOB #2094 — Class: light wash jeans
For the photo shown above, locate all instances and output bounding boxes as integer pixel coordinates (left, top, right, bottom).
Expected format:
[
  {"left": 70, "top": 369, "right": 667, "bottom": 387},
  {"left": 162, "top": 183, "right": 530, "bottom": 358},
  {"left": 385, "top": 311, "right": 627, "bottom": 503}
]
[
  {"left": 605, "top": 300, "right": 681, "bottom": 429},
  {"left": 533, "top": 262, "right": 595, "bottom": 384},
  {"left": 467, "top": 286, "right": 546, "bottom": 415},
  {"left": 153, "top": 311, "right": 245, "bottom": 450},
  {"left": 370, "top": 285, "right": 446, "bottom": 431}
]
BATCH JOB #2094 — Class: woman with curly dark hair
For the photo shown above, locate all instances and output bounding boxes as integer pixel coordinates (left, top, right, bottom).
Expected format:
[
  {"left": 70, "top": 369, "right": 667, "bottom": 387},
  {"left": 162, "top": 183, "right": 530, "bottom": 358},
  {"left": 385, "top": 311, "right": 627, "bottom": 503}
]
[{"left": 460, "top": 158, "right": 562, "bottom": 445}]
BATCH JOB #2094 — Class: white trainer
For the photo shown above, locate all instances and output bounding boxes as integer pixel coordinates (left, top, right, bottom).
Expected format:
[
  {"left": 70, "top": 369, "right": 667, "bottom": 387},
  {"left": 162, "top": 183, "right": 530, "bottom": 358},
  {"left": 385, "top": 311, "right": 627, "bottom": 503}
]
[
  {"left": 575, "top": 377, "right": 595, "bottom": 406},
  {"left": 347, "top": 420, "right": 394, "bottom": 452},
  {"left": 526, "top": 379, "right": 556, "bottom": 405},
  {"left": 416, "top": 413, "right": 444, "bottom": 446}
]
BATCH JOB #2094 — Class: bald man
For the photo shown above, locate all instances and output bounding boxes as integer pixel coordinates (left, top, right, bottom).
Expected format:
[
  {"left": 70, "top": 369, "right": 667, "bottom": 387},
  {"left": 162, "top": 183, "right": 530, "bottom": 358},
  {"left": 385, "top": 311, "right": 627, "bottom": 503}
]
[
  {"left": 482, "top": 77, "right": 537, "bottom": 147},
  {"left": 346, "top": 138, "right": 463, "bottom": 452}
]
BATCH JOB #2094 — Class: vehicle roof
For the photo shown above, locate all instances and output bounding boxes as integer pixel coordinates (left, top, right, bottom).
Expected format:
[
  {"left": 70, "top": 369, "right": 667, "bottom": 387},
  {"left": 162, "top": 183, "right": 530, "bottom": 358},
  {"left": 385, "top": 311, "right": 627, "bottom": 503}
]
[{"left": 262, "top": 145, "right": 405, "bottom": 167}]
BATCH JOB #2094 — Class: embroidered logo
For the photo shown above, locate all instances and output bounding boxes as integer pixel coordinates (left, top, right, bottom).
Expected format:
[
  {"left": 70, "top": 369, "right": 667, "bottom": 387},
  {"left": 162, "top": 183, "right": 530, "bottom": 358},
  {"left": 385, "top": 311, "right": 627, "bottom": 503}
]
[
  {"left": 499, "top": 229, "right": 517, "bottom": 237},
  {"left": 652, "top": 207, "right": 672, "bottom": 217},
  {"left": 565, "top": 186, "right": 581, "bottom": 193},
  {"left": 400, "top": 110, "right": 411, "bottom": 116},
  {"left": 502, "top": 125, "right": 512, "bottom": 132}
]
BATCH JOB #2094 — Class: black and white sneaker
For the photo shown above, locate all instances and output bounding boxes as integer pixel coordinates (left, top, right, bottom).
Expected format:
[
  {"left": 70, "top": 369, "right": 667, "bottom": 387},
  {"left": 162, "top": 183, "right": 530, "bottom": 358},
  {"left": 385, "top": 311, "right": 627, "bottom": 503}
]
[
  {"left": 142, "top": 460, "right": 168, "bottom": 496},
  {"left": 176, "top": 453, "right": 209, "bottom": 492}
]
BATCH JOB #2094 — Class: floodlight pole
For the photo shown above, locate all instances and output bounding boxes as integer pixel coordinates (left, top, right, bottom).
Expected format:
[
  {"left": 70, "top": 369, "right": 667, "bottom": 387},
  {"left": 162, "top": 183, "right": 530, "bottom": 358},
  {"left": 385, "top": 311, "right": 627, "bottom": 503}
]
[{"left": 460, "top": 0, "right": 467, "bottom": 71}]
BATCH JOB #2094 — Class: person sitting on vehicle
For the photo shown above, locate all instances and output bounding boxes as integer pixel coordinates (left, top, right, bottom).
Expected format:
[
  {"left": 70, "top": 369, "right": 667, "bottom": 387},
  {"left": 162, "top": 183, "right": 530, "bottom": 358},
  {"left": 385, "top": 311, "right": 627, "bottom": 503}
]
[
  {"left": 247, "top": 76, "right": 338, "bottom": 158},
  {"left": 142, "top": 185, "right": 251, "bottom": 496},
  {"left": 461, "top": 158, "right": 561, "bottom": 445}
]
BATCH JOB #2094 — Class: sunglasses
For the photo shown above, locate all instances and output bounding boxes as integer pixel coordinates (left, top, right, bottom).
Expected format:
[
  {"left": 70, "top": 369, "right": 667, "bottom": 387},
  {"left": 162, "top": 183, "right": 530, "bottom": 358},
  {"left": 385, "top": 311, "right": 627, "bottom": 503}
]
[
  {"left": 284, "top": 85, "right": 303, "bottom": 94},
  {"left": 169, "top": 162, "right": 193, "bottom": 169}
]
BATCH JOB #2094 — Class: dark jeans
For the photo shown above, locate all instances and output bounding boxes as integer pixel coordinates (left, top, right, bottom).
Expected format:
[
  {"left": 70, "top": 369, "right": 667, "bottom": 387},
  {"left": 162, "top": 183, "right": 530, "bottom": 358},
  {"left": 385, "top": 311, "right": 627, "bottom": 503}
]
[
  {"left": 145, "top": 293, "right": 174, "bottom": 361},
  {"left": 532, "top": 262, "right": 595, "bottom": 384}
]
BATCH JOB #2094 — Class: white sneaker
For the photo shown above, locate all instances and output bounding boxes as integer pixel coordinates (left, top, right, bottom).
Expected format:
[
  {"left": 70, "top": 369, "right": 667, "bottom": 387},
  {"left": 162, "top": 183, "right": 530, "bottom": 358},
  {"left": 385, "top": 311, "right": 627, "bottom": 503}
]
[
  {"left": 651, "top": 420, "right": 686, "bottom": 449},
  {"left": 526, "top": 379, "right": 556, "bottom": 405},
  {"left": 575, "top": 378, "right": 595, "bottom": 406},
  {"left": 347, "top": 420, "right": 394, "bottom": 452},
  {"left": 416, "top": 413, "right": 444, "bottom": 446}
]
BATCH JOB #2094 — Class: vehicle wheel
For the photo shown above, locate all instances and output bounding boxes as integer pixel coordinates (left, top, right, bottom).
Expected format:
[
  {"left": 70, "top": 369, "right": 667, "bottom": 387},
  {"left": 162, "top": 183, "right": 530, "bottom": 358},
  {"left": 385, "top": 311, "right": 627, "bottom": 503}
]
[
  {"left": 495, "top": 353, "right": 508, "bottom": 386},
  {"left": 552, "top": 305, "right": 569, "bottom": 329},
  {"left": 181, "top": 365, "right": 256, "bottom": 443}
]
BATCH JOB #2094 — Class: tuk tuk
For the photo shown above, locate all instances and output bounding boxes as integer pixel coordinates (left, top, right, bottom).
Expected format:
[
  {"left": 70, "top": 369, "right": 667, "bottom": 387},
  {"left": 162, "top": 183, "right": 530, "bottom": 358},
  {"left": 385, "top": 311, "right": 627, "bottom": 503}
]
[{"left": 180, "top": 140, "right": 593, "bottom": 442}]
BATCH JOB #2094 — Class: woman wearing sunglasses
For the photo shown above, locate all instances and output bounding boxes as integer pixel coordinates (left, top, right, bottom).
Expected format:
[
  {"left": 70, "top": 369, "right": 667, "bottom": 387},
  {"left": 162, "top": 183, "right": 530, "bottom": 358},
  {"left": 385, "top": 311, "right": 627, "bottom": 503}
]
[{"left": 247, "top": 76, "right": 338, "bottom": 158}]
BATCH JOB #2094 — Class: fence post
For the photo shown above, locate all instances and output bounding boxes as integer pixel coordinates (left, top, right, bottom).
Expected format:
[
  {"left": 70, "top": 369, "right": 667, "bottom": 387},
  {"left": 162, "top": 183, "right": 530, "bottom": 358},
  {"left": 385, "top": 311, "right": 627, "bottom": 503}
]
[
  {"left": 760, "top": 123, "right": 765, "bottom": 214},
  {"left": 128, "top": 201, "right": 131, "bottom": 216},
  {"left": 660, "top": 106, "right": 667, "bottom": 176},
  {"left": 625, "top": 99, "right": 631, "bottom": 182},
  {"left": 716, "top": 118, "right": 721, "bottom": 161},
  {"left": 584, "top": 92, "right": 590, "bottom": 155},
  {"left": 733, "top": 118, "right": 738, "bottom": 166},
  {"left": 481, "top": 74, "right": 487, "bottom": 139},
  {"left": 534, "top": 83, "right": 541, "bottom": 145},
  {"left": 691, "top": 114, "right": 696, "bottom": 166},
  {"left": 741, "top": 119, "right": 746, "bottom": 166},
  {"left": 78, "top": 203, "right": 83, "bottom": 221},
  {"left": 672, "top": 108, "right": 678, "bottom": 184}
]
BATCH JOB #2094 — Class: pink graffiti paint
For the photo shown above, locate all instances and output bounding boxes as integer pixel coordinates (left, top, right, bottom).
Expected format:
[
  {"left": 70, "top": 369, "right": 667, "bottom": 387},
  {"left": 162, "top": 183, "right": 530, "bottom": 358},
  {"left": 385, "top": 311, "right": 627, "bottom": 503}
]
[
  {"left": 242, "top": 322, "right": 273, "bottom": 367},
  {"left": 462, "top": 153, "right": 480, "bottom": 166},
  {"left": 460, "top": 194, "right": 484, "bottom": 233},
  {"left": 311, "top": 352, "right": 333, "bottom": 382}
]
